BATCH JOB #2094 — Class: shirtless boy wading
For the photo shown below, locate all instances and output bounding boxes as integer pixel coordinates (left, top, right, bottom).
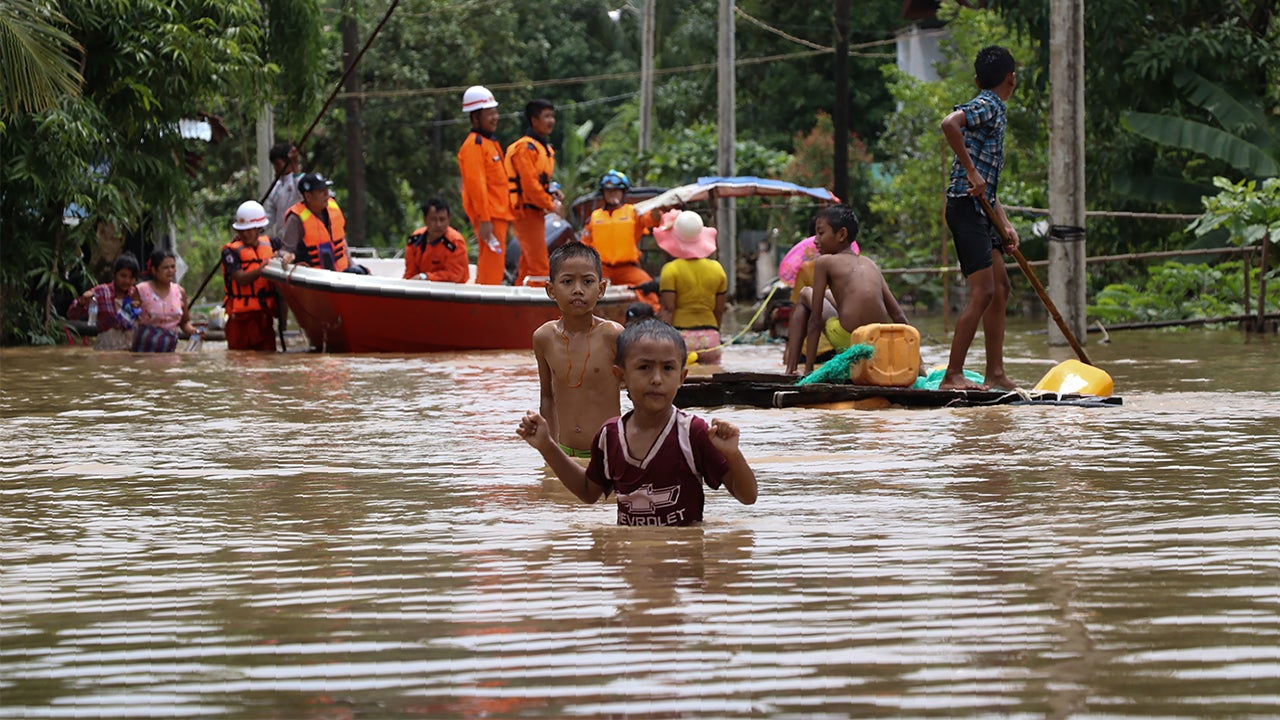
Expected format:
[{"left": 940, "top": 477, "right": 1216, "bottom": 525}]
[
  {"left": 784, "top": 205, "right": 909, "bottom": 376},
  {"left": 532, "top": 243, "right": 623, "bottom": 457}
]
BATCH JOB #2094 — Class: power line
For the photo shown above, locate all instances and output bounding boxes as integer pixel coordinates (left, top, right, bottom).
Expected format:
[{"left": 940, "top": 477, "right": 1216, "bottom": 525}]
[
  {"left": 734, "top": 6, "right": 903, "bottom": 54},
  {"left": 734, "top": 7, "right": 826, "bottom": 50},
  {"left": 335, "top": 47, "right": 891, "bottom": 101},
  {"left": 422, "top": 91, "right": 638, "bottom": 128}
]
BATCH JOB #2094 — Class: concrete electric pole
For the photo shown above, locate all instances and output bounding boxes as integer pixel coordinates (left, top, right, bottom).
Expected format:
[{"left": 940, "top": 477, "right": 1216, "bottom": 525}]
[
  {"left": 1047, "top": 0, "right": 1088, "bottom": 345},
  {"left": 717, "top": 0, "right": 737, "bottom": 296}
]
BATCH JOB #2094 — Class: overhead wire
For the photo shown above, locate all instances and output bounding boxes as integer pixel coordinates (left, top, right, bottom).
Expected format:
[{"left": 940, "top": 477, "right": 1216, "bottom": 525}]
[{"left": 336, "top": 47, "right": 891, "bottom": 101}]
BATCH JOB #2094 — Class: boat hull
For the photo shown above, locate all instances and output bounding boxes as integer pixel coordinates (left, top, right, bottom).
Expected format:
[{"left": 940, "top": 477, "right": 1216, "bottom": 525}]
[{"left": 263, "top": 262, "right": 633, "bottom": 353}]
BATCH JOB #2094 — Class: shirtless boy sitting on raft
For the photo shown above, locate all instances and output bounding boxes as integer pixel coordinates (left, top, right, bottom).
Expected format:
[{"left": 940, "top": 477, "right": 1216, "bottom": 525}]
[
  {"left": 532, "top": 241, "right": 624, "bottom": 459},
  {"left": 783, "top": 205, "right": 910, "bottom": 376}
]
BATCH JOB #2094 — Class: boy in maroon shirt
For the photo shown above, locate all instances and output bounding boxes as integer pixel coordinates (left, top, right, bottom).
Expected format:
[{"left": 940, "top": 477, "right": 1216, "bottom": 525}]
[{"left": 518, "top": 318, "right": 757, "bottom": 526}]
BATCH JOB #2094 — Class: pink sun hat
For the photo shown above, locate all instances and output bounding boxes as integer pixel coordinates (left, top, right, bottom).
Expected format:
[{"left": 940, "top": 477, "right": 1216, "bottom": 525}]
[{"left": 654, "top": 209, "right": 718, "bottom": 259}]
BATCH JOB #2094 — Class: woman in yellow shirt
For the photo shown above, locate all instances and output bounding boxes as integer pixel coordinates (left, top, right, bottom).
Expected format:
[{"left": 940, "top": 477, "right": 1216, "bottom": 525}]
[{"left": 655, "top": 211, "right": 727, "bottom": 364}]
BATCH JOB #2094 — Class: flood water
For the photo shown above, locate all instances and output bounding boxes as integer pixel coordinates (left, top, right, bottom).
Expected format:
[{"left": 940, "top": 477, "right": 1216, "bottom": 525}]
[{"left": 2, "top": 321, "right": 1278, "bottom": 718}]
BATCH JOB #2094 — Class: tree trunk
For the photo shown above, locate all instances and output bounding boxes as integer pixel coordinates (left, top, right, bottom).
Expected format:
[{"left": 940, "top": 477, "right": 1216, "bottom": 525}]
[
  {"left": 832, "top": 0, "right": 849, "bottom": 202},
  {"left": 46, "top": 221, "right": 63, "bottom": 330},
  {"left": 341, "top": 3, "right": 367, "bottom": 247}
]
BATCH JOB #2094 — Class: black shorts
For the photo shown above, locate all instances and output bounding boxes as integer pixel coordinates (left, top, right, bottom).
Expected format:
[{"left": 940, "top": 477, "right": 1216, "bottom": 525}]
[{"left": 946, "top": 196, "right": 1002, "bottom": 277}]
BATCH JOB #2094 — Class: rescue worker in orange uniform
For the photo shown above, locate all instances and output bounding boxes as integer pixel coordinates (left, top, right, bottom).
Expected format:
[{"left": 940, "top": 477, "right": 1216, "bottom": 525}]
[
  {"left": 581, "top": 170, "right": 663, "bottom": 293},
  {"left": 504, "top": 99, "right": 563, "bottom": 286},
  {"left": 456, "top": 85, "right": 513, "bottom": 285},
  {"left": 403, "top": 198, "right": 470, "bottom": 283},
  {"left": 221, "top": 200, "right": 277, "bottom": 351},
  {"left": 280, "top": 173, "right": 356, "bottom": 273}
]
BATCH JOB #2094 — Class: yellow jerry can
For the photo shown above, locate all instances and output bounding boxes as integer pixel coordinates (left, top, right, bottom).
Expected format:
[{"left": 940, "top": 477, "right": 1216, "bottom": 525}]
[
  {"left": 848, "top": 323, "right": 921, "bottom": 387},
  {"left": 1033, "top": 359, "right": 1114, "bottom": 397}
]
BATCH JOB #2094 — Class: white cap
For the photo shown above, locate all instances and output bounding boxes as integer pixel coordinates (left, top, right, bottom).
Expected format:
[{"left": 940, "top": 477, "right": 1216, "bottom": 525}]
[
  {"left": 232, "top": 200, "right": 269, "bottom": 230},
  {"left": 462, "top": 85, "right": 498, "bottom": 113}
]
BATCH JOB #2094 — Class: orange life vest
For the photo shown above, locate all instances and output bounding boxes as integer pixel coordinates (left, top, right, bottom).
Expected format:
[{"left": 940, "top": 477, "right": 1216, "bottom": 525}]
[
  {"left": 221, "top": 237, "right": 276, "bottom": 314},
  {"left": 288, "top": 199, "right": 349, "bottom": 271},
  {"left": 585, "top": 205, "right": 643, "bottom": 266},
  {"left": 504, "top": 134, "right": 556, "bottom": 212}
]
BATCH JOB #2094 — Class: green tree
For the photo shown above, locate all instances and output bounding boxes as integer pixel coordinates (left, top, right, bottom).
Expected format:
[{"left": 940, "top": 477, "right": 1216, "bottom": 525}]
[
  {"left": 869, "top": 0, "right": 1047, "bottom": 307},
  {"left": 0, "top": 0, "right": 83, "bottom": 116},
  {"left": 784, "top": 111, "right": 873, "bottom": 224},
  {"left": 993, "top": 0, "right": 1279, "bottom": 258},
  {"left": 0, "top": 0, "right": 288, "bottom": 344},
  {"left": 1123, "top": 70, "right": 1280, "bottom": 202}
]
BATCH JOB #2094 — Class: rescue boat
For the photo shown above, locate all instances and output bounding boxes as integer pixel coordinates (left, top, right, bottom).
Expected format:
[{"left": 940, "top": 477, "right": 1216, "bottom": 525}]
[{"left": 262, "top": 260, "right": 635, "bottom": 353}]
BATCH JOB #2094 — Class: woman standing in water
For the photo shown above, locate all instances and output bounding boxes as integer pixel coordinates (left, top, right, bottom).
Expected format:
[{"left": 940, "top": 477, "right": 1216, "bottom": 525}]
[{"left": 130, "top": 249, "right": 198, "bottom": 353}]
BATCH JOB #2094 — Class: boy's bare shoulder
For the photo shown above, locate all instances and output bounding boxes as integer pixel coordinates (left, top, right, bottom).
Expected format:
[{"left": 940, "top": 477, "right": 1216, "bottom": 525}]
[
  {"left": 599, "top": 318, "right": 624, "bottom": 338},
  {"left": 816, "top": 250, "right": 859, "bottom": 273},
  {"left": 532, "top": 320, "right": 559, "bottom": 349}
]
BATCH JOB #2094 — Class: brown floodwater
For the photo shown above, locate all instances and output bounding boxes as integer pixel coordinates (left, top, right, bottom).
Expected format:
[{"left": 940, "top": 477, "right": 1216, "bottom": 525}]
[{"left": 1, "top": 321, "right": 1278, "bottom": 718}]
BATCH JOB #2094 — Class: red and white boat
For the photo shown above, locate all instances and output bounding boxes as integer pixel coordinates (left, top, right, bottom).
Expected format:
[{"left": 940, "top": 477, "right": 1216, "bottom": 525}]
[{"left": 262, "top": 260, "right": 635, "bottom": 353}]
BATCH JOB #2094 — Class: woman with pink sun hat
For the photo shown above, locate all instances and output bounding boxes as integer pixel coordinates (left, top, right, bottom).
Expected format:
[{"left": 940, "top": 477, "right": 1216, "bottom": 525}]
[{"left": 655, "top": 209, "right": 727, "bottom": 364}]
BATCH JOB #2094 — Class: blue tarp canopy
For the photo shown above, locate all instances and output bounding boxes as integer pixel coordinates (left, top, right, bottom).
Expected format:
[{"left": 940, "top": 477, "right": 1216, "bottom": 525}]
[{"left": 634, "top": 176, "right": 838, "bottom": 215}]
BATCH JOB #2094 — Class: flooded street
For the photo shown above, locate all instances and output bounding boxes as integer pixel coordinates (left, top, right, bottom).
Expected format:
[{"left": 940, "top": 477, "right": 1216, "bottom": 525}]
[{"left": 2, "top": 323, "right": 1278, "bottom": 718}]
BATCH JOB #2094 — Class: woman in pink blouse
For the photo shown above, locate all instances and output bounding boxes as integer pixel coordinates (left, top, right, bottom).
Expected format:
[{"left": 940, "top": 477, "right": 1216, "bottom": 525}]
[{"left": 130, "top": 249, "right": 197, "bottom": 353}]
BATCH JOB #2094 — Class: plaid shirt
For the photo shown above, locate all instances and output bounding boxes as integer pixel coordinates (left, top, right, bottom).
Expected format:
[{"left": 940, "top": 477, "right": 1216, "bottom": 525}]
[{"left": 946, "top": 89, "right": 1007, "bottom": 203}]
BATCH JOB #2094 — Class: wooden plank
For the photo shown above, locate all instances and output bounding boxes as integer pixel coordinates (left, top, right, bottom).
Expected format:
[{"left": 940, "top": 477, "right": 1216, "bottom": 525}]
[{"left": 674, "top": 377, "right": 1122, "bottom": 409}]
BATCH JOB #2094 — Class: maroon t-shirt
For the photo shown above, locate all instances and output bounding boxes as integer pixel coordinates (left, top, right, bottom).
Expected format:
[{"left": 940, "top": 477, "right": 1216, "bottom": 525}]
[{"left": 585, "top": 409, "right": 731, "bottom": 526}]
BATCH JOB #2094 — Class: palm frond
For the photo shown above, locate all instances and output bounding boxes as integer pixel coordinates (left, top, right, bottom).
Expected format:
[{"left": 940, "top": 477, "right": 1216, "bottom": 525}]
[{"left": 0, "top": 0, "right": 82, "bottom": 116}]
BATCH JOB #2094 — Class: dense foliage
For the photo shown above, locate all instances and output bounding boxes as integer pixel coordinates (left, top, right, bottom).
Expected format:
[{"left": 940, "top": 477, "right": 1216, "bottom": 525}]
[
  {"left": 870, "top": 2, "right": 1048, "bottom": 308},
  {"left": 0, "top": 0, "right": 299, "bottom": 344},
  {"left": 1, "top": 0, "right": 1276, "bottom": 343}
]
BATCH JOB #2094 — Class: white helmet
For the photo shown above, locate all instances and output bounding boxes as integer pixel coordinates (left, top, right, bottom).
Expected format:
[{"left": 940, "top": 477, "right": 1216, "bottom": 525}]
[
  {"left": 462, "top": 85, "right": 498, "bottom": 114},
  {"left": 232, "top": 200, "right": 269, "bottom": 230}
]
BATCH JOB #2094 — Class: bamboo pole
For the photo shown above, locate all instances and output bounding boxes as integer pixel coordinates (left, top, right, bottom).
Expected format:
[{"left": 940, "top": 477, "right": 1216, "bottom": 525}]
[
  {"left": 978, "top": 195, "right": 1092, "bottom": 365},
  {"left": 186, "top": 0, "right": 402, "bottom": 311}
]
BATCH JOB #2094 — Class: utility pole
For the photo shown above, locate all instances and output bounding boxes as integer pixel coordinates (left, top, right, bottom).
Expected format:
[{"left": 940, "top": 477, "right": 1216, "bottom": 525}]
[
  {"left": 832, "top": 0, "right": 849, "bottom": 202},
  {"left": 256, "top": 105, "right": 274, "bottom": 198},
  {"left": 341, "top": 2, "right": 367, "bottom": 246},
  {"left": 1048, "top": 0, "right": 1087, "bottom": 345},
  {"left": 639, "top": 0, "right": 655, "bottom": 156},
  {"left": 717, "top": 0, "right": 737, "bottom": 297}
]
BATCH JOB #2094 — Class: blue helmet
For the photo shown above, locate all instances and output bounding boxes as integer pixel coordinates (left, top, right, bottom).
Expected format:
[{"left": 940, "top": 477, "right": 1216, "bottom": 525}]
[{"left": 599, "top": 170, "right": 631, "bottom": 191}]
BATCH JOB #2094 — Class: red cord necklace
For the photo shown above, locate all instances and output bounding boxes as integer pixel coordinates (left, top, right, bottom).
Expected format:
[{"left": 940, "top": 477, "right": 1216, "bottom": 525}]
[{"left": 559, "top": 318, "right": 597, "bottom": 388}]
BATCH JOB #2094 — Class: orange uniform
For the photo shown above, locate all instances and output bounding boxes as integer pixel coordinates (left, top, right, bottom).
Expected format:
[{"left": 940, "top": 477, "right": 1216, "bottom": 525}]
[
  {"left": 457, "top": 129, "right": 513, "bottom": 285},
  {"left": 220, "top": 236, "right": 277, "bottom": 351},
  {"left": 403, "top": 226, "right": 469, "bottom": 283},
  {"left": 581, "top": 204, "right": 657, "bottom": 288},
  {"left": 505, "top": 134, "right": 556, "bottom": 285}
]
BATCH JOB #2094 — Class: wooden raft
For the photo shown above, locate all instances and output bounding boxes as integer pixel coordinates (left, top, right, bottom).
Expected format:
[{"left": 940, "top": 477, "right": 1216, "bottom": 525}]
[{"left": 675, "top": 372, "right": 1123, "bottom": 410}]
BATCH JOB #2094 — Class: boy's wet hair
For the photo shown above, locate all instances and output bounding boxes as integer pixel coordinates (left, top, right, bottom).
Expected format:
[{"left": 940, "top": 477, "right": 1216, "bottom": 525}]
[
  {"left": 816, "top": 204, "right": 860, "bottom": 243},
  {"left": 624, "top": 302, "right": 654, "bottom": 325},
  {"left": 549, "top": 241, "right": 602, "bottom": 277},
  {"left": 975, "top": 45, "right": 1016, "bottom": 89},
  {"left": 616, "top": 318, "right": 687, "bottom": 368},
  {"left": 113, "top": 252, "right": 140, "bottom": 277}
]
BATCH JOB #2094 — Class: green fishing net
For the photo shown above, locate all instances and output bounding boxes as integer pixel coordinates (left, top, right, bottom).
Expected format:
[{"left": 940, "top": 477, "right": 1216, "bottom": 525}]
[
  {"left": 910, "top": 367, "right": 985, "bottom": 390},
  {"left": 795, "top": 344, "right": 875, "bottom": 385}
]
